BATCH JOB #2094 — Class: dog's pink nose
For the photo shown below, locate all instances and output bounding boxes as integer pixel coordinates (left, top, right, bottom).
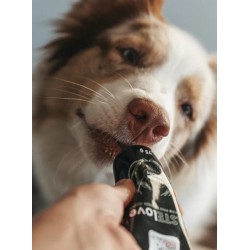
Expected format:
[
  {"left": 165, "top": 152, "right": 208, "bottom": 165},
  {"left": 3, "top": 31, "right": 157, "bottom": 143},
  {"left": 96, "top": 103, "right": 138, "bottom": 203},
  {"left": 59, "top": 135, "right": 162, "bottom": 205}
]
[{"left": 127, "top": 98, "right": 170, "bottom": 145}]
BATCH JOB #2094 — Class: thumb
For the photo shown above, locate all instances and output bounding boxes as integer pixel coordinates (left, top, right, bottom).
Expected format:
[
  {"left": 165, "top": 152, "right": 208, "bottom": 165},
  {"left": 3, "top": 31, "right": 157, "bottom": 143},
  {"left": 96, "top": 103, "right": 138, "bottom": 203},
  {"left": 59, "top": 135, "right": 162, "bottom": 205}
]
[
  {"left": 114, "top": 179, "right": 136, "bottom": 207},
  {"left": 92, "top": 180, "right": 136, "bottom": 224}
]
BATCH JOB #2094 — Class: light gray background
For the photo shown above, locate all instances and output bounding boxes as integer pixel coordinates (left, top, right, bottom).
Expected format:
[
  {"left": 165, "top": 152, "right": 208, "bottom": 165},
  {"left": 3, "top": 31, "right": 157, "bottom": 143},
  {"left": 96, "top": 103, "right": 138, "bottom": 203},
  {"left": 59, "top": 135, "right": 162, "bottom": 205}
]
[{"left": 32, "top": 0, "right": 217, "bottom": 68}]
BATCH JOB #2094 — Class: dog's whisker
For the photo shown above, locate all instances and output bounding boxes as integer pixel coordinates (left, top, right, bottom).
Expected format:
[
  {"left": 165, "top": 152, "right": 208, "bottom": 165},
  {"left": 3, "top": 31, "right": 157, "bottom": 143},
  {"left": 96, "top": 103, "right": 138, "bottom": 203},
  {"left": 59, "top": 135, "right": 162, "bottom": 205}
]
[
  {"left": 52, "top": 77, "right": 108, "bottom": 101},
  {"left": 70, "top": 120, "right": 83, "bottom": 130},
  {"left": 80, "top": 76, "right": 116, "bottom": 100},
  {"left": 66, "top": 157, "right": 83, "bottom": 176},
  {"left": 170, "top": 144, "right": 188, "bottom": 167},
  {"left": 169, "top": 143, "right": 190, "bottom": 169},
  {"left": 160, "top": 156, "right": 173, "bottom": 181},
  {"left": 52, "top": 146, "right": 79, "bottom": 187},
  {"left": 46, "top": 87, "right": 107, "bottom": 105},
  {"left": 115, "top": 72, "right": 134, "bottom": 89},
  {"left": 47, "top": 87, "right": 93, "bottom": 100},
  {"left": 167, "top": 148, "right": 181, "bottom": 173},
  {"left": 45, "top": 97, "right": 102, "bottom": 105},
  {"left": 55, "top": 84, "right": 107, "bottom": 102}
]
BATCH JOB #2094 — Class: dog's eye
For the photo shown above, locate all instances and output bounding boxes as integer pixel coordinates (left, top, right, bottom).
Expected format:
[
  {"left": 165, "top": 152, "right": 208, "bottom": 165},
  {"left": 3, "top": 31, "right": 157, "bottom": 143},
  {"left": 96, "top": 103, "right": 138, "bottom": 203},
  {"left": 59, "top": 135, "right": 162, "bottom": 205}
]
[
  {"left": 121, "top": 48, "right": 139, "bottom": 64},
  {"left": 181, "top": 103, "right": 193, "bottom": 119}
]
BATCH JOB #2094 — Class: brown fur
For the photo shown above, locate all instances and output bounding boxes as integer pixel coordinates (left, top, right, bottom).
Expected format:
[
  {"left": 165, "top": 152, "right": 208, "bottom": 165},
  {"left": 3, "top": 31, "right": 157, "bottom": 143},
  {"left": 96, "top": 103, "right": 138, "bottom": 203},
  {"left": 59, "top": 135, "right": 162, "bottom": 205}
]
[
  {"left": 45, "top": 0, "right": 165, "bottom": 75},
  {"left": 166, "top": 74, "right": 217, "bottom": 174}
]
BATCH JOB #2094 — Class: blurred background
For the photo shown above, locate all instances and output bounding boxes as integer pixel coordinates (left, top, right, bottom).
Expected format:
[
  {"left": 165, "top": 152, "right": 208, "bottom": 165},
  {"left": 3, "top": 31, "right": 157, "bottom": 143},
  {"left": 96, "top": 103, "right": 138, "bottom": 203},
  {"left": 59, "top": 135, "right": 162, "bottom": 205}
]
[{"left": 32, "top": 0, "right": 217, "bottom": 68}]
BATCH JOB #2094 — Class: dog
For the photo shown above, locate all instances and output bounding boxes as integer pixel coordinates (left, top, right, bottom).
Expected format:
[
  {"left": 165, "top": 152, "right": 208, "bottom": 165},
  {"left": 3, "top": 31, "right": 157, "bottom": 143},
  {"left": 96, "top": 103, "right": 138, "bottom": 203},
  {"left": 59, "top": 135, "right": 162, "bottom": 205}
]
[{"left": 33, "top": 0, "right": 217, "bottom": 249}]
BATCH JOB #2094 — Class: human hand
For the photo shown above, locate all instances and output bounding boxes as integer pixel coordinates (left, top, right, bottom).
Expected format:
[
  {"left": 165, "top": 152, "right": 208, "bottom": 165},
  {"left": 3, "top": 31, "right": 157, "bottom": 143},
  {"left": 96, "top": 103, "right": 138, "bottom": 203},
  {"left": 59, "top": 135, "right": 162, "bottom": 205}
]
[{"left": 32, "top": 179, "right": 141, "bottom": 250}]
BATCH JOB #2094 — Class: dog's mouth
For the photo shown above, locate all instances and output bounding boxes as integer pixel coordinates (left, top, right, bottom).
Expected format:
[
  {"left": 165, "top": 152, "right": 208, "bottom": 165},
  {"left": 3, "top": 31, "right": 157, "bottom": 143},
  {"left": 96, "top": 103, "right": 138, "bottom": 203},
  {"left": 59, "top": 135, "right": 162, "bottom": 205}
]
[
  {"left": 88, "top": 127, "right": 129, "bottom": 160},
  {"left": 76, "top": 108, "right": 131, "bottom": 161}
]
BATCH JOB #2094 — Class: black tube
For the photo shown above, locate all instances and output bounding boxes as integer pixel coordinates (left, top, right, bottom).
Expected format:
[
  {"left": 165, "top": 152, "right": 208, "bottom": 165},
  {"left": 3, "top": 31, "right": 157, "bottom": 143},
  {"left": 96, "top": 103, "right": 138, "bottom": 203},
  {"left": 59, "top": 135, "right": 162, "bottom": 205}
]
[{"left": 113, "top": 145, "right": 192, "bottom": 250}]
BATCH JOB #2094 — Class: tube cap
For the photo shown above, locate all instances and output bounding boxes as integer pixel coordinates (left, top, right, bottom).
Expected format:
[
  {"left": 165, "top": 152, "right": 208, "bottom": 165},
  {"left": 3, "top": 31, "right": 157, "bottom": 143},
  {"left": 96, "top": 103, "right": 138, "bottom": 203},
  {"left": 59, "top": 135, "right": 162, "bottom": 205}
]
[{"left": 113, "top": 145, "right": 161, "bottom": 183}]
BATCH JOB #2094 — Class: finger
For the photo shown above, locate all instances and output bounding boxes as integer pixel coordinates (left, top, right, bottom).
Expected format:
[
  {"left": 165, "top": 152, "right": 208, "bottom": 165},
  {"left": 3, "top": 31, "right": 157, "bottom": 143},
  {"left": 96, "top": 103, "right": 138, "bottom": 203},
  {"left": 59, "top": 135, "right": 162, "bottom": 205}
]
[
  {"left": 99, "top": 179, "right": 136, "bottom": 224},
  {"left": 84, "top": 180, "right": 136, "bottom": 224},
  {"left": 114, "top": 179, "right": 136, "bottom": 206}
]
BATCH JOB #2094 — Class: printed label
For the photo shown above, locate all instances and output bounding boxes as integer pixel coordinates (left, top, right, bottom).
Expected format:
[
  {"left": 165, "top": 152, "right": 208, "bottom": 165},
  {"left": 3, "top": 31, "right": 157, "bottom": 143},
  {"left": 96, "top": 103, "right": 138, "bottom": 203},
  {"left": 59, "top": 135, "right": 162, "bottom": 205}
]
[
  {"left": 129, "top": 205, "right": 179, "bottom": 226},
  {"left": 149, "top": 230, "right": 180, "bottom": 250}
]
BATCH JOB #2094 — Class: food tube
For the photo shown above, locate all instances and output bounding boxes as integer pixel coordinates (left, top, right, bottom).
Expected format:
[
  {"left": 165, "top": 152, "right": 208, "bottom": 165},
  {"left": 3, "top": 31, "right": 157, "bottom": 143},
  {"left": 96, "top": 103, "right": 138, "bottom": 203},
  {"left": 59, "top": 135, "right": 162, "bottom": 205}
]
[{"left": 113, "top": 145, "right": 192, "bottom": 250}]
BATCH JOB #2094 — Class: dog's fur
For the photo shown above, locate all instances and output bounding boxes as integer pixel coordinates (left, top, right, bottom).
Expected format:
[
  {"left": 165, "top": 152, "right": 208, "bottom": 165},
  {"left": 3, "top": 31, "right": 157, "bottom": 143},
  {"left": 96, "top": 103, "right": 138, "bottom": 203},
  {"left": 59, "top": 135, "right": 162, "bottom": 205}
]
[{"left": 33, "top": 0, "right": 217, "bottom": 248}]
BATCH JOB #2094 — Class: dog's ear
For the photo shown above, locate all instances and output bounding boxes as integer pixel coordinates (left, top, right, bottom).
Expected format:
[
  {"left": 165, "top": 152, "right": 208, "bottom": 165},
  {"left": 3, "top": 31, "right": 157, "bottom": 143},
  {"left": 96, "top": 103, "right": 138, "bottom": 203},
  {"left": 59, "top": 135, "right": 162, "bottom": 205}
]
[{"left": 149, "top": 0, "right": 165, "bottom": 19}]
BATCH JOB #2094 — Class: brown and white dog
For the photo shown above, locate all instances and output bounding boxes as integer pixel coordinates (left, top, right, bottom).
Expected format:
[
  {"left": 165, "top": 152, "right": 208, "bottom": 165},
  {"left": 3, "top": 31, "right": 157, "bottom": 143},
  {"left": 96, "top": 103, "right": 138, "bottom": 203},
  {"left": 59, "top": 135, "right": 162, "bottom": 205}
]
[{"left": 33, "top": 0, "right": 217, "bottom": 249}]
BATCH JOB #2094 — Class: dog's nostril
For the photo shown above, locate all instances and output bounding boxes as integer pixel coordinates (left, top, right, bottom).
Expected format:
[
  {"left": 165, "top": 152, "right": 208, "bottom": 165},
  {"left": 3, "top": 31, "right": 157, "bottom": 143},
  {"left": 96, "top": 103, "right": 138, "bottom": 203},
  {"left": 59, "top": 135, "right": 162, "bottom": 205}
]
[
  {"left": 135, "top": 112, "right": 148, "bottom": 122},
  {"left": 153, "top": 123, "right": 169, "bottom": 137}
]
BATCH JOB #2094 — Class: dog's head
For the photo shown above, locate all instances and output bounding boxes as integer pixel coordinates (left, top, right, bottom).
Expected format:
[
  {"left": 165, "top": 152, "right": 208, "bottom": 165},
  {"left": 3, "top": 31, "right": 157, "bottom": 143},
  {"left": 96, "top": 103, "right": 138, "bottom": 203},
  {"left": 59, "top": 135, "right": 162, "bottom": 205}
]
[{"left": 35, "top": 0, "right": 216, "bottom": 171}]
